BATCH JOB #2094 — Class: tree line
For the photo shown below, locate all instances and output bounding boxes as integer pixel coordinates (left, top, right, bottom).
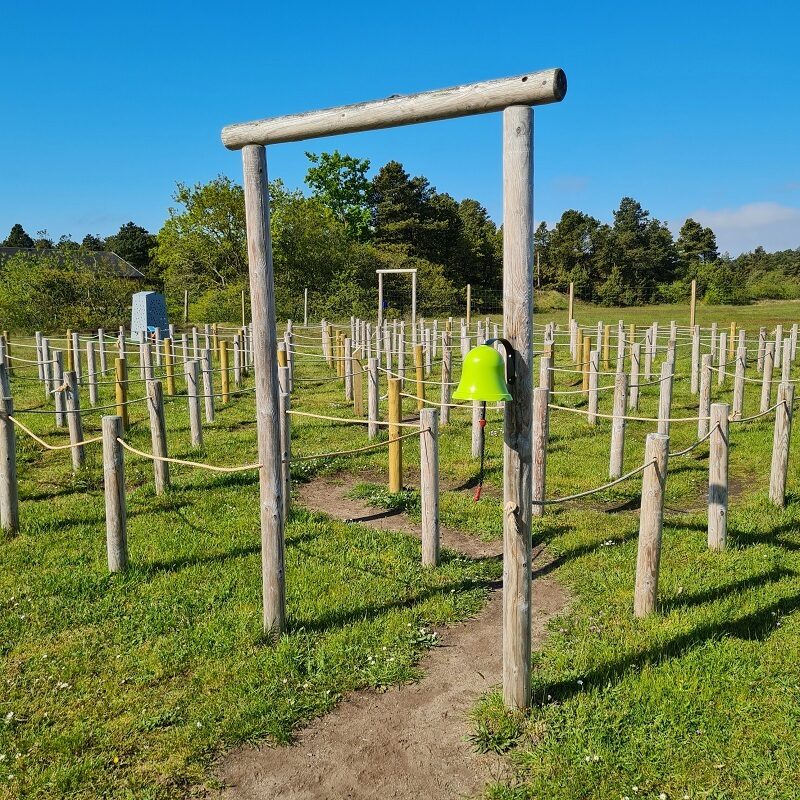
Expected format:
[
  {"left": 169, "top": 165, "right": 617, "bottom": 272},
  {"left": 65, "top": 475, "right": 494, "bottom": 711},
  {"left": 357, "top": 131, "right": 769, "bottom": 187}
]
[{"left": 1, "top": 152, "right": 798, "bottom": 330}]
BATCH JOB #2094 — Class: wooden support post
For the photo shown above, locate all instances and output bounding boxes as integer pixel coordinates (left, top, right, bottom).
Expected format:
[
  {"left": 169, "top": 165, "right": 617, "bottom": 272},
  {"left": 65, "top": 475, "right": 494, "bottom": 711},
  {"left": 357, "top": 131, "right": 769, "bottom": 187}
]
[
  {"left": 717, "top": 332, "right": 726, "bottom": 385},
  {"left": 414, "top": 344, "right": 425, "bottom": 411},
  {"left": 698, "top": 353, "right": 712, "bottom": 438},
  {"left": 775, "top": 324, "right": 783, "bottom": 370},
  {"left": 87, "top": 341, "right": 98, "bottom": 407},
  {"left": 115, "top": 357, "right": 130, "bottom": 431},
  {"left": 710, "top": 322, "right": 717, "bottom": 361},
  {"left": 781, "top": 338, "right": 792, "bottom": 384},
  {"left": 220, "top": 340, "right": 230, "bottom": 403},
  {"left": 98, "top": 328, "right": 107, "bottom": 374},
  {"left": 353, "top": 348, "right": 364, "bottom": 416},
  {"left": 471, "top": 401, "right": 484, "bottom": 458},
  {"left": 609, "top": 371, "right": 628, "bottom": 479},
  {"left": 72, "top": 331, "right": 82, "bottom": 384},
  {"left": 41, "top": 338, "right": 52, "bottom": 398},
  {"left": 0, "top": 365, "right": 20, "bottom": 534},
  {"left": 184, "top": 289, "right": 189, "bottom": 323},
  {"left": 64, "top": 371, "right": 85, "bottom": 471},
  {"left": 616, "top": 322, "right": 625, "bottom": 373},
  {"left": 242, "top": 144, "right": 285, "bottom": 635},
  {"left": 691, "top": 325, "right": 700, "bottom": 395},
  {"left": 212, "top": 323, "right": 219, "bottom": 361},
  {"left": 761, "top": 342, "right": 775, "bottom": 413},
  {"left": 644, "top": 327, "right": 653, "bottom": 381},
  {"left": 708, "top": 403, "right": 729, "bottom": 551},
  {"left": 388, "top": 378, "right": 403, "bottom": 492},
  {"left": 466, "top": 283, "right": 472, "bottom": 327},
  {"left": 501, "top": 104, "right": 533, "bottom": 710},
  {"left": 163, "top": 338, "right": 176, "bottom": 396},
  {"left": 588, "top": 350, "right": 599, "bottom": 425},
  {"left": 689, "top": 279, "right": 697, "bottom": 328},
  {"left": 728, "top": 321, "right": 736, "bottom": 361},
  {"left": 279, "top": 367, "right": 291, "bottom": 520},
  {"left": 657, "top": 361, "right": 673, "bottom": 436},
  {"left": 284, "top": 326, "right": 294, "bottom": 391},
  {"left": 757, "top": 327, "right": 766, "bottom": 372},
  {"left": 367, "top": 358, "right": 379, "bottom": 439},
  {"left": 420, "top": 408, "right": 440, "bottom": 566},
  {"left": 582, "top": 336, "right": 591, "bottom": 391},
  {"left": 538, "top": 354, "right": 552, "bottom": 390},
  {"left": 185, "top": 360, "right": 203, "bottom": 448},
  {"left": 440, "top": 332, "right": 452, "bottom": 426},
  {"left": 146, "top": 379, "right": 170, "bottom": 494},
  {"left": 142, "top": 342, "right": 153, "bottom": 383},
  {"left": 629, "top": 343, "right": 641, "bottom": 410},
  {"left": 303, "top": 287, "right": 309, "bottom": 327},
  {"left": 66, "top": 329, "right": 74, "bottom": 372},
  {"left": 732, "top": 346, "right": 746, "bottom": 419},
  {"left": 531, "top": 386, "right": 549, "bottom": 518},
  {"left": 102, "top": 415, "right": 128, "bottom": 572},
  {"left": 602, "top": 324, "right": 610, "bottom": 370},
  {"left": 344, "top": 338, "right": 353, "bottom": 401},
  {"left": 53, "top": 351, "right": 65, "bottom": 428},
  {"left": 201, "top": 348, "right": 215, "bottom": 423},
  {"left": 769, "top": 383, "right": 794, "bottom": 508},
  {"left": 233, "top": 335, "right": 242, "bottom": 387},
  {"left": 633, "top": 433, "right": 669, "bottom": 617}
]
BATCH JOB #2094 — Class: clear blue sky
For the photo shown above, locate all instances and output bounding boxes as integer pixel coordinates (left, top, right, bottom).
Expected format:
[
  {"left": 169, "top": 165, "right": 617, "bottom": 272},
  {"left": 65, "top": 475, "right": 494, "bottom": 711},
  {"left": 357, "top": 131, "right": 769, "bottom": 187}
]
[{"left": 2, "top": 1, "right": 798, "bottom": 255}]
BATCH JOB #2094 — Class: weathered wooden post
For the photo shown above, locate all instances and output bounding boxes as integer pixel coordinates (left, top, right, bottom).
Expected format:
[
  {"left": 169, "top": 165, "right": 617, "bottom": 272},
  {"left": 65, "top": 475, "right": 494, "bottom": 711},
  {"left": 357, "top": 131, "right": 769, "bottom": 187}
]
[
  {"left": 241, "top": 144, "right": 285, "bottom": 634},
  {"left": 344, "top": 338, "right": 353, "bottom": 401},
  {"left": 769, "top": 382, "right": 794, "bottom": 508},
  {"left": 98, "top": 328, "right": 108, "bottom": 374},
  {"left": 115, "top": 357, "right": 130, "bottom": 431},
  {"left": 142, "top": 342, "right": 153, "bottom": 383},
  {"left": 185, "top": 360, "right": 203, "bottom": 448},
  {"left": 53, "top": 351, "right": 65, "bottom": 428},
  {"left": 698, "top": 353, "right": 712, "bottom": 438},
  {"left": 414, "top": 344, "right": 425, "bottom": 411},
  {"left": 717, "top": 332, "right": 727, "bottom": 385},
  {"left": 643, "top": 327, "right": 653, "bottom": 381},
  {"left": 388, "top": 377, "right": 403, "bottom": 492},
  {"left": 163, "top": 337, "right": 176, "bottom": 396},
  {"left": 732, "top": 346, "right": 746, "bottom": 419},
  {"left": 761, "top": 342, "right": 775, "bottom": 413},
  {"left": 220, "top": 340, "right": 230, "bottom": 403},
  {"left": 201, "top": 350, "right": 216, "bottom": 426},
  {"left": 353, "top": 348, "right": 364, "bottom": 416},
  {"left": 781, "top": 338, "right": 792, "bottom": 384},
  {"left": 466, "top": 283, "right": 472, "bottom": 327},
  {"left": 146, "top": 379, "right": 170, "bottom": 494},
  {"left": 708, "top": 402, "right": 729, "bottom": 551},
  {"left": 87, "top": 341, "right": 98, "bottom": 407},
  {"left": 367, "top": 358, "right": 379, "bottom": 439},
  {"left": 689, "top": 278, "right": 697, "bottom": 328},
  {"left": 588, "top": 350, "right": 599, "bottom": 425},
  {"left": 419, "top": 408, "right": 440, "bottom": 566},
  {"left": 538, "top": 354, "right": 552, "bottom": 390},
  {"left": 71, "top": 331, "right": 82, "bottom": 384},
  {"left": 633, "top": 433, "right": 669, "bottom": 617},
  {"left": 531, "top": 386, "right": 549, "bottom": 518},
  {"left": 609, "top": 371, "right": 628, "bottom": 479},
  {"left": 440, "top": 332, "right": 452, "bottom": 426},
  {"left": 279, "top": 366, "right": 291, "bottom": 520},
  {"left": 629, "top": 342, "right": 641, "bottom": 410},
  {"left": 233, "top": 334, "right": 242, "bottom": 388},
  {"left": 582, "top": 335, "right": 591, "bottom": 392},
  {"left": 64, "top": 370, "right": 85, "bottom": 471},
  {"left": 757, "top": 327, "right": 766, "bottom": 372},
  {"left": 0, "top": 364, "right": 19, "bottom": 534},
  {"left": 102, "top": 415, "right": 128, "bottom": 572},
  {"left": 690, "top": 325, "right": 700, "bottom": 395},
  {"left": 602, "top": 324, "right": 611, "bottom": 370},
  {"left": 775, "top": 324, "right": 783, "bottom": 370},
  {"left": 657, "top": 361, "right": 674, "bottom": 436}
]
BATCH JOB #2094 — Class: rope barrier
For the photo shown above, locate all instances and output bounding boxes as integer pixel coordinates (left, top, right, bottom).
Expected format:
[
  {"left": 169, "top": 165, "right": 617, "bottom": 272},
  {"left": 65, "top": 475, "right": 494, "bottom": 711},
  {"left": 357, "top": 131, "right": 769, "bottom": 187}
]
[
  {"left": 533, "top": 459, "right": 655, "bottom": 505},
  {"left": 288, "top": 409, "right": 420, "bottom": 428},
  {"left": 547, "top": 403, "right": 708, "bottom": 423},
  {"left": 667, "top": 424, "right": 718, "bottom": 458},
  {"left": 290, "top": 427, "right": 426, "bottom": 463},
  {"left": 116, "top": 438, "right": 261, "bottom": 473},
  {"left": 8, "top": 416, "right": 103, "bottom": 450}
]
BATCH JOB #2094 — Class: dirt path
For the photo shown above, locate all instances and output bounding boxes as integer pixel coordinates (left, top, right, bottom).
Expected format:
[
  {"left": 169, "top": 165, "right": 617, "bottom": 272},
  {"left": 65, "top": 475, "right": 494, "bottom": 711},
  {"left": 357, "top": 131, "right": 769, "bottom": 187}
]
[{"left": 216, "top": 477, "right": 568, "bottom": 800}]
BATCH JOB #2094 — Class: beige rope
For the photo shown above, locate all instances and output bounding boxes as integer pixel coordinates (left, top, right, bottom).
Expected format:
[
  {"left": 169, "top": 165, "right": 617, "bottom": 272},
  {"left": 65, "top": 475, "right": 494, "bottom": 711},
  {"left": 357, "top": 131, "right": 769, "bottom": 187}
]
[
  {"left": 533, "top": 459, "right": 655, "bottom": 505},
  {"left": 668, "top": 423, "right": 718, "bottom": 458},
  {"left": 116, "top": 438, "right": 261, "bottom": 472},
  {"left": 731, "top": 401, "right": 784, "bottom": 423},
  {"left": 548, "top": 403, "right": 709, "bottom": 423},
  {"left": 290, "top": 427, "right": 426, "bottom": 463},
  {"left": 8, "top": 416, "right": 102, "bottom": 450},
  {"left": 287, "top": 409, "right": 420, "bottom": 428}
]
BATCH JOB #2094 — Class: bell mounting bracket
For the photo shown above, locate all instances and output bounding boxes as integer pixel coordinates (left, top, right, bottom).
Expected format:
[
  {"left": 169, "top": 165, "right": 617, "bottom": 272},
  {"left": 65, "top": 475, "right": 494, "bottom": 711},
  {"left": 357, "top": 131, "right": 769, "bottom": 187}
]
[{"left": 485, "top": 338, "right": 516, "bottom": 387}]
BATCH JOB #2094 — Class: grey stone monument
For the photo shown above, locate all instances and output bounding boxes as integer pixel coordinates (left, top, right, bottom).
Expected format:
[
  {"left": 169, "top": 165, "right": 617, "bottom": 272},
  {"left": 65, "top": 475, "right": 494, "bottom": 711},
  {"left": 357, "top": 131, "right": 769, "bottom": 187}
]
[{"left": 131, "top": 291, "right": 169, "bottom": 338}]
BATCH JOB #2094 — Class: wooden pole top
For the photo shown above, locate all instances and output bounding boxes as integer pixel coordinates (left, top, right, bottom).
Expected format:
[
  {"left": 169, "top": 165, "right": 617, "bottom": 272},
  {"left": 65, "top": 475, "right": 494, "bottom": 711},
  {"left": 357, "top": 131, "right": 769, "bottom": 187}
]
[{"left": 221, "top": 68, "right": 567, "bottom": 149}]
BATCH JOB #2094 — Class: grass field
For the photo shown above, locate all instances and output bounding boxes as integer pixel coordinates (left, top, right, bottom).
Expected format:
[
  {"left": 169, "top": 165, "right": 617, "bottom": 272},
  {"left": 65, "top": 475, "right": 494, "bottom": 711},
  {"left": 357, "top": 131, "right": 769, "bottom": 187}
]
[{"left": 1, "top": 298, "right": 799, "bottom": 799}]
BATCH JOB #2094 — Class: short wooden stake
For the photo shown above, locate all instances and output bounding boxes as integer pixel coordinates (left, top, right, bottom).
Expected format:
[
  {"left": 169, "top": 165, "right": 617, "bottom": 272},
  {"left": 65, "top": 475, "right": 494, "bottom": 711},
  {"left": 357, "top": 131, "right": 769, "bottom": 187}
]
[
  {"left": 220, "top": 340, "right": 230, "bottom": 403},
  {"left": 732, "top": 346, "right": 746, "bottom": 419},
  {"left": 0, "top": 365, "right": 20, "bottom": 534},
  {"left": 760, "top": 342, "right": 775, "bottom": 413},
  {"left": 708, "top": 402, "right": 729, "bottom": 551},
  {"left": 53, "top": 351, "right": 65, "bottom": 428},
  {"left": 388, "top": 378, "right": 402, "bottom": 492},
  {"left": 115, "top": 358, "right": 129, "bottom": 431},
  {"left": 609, "top": 371, "right": 628, "bottom": 479},
  {"left": 629, "top": 343, "right": 641, "bottom": 410},
  {"left": 658, "top": 361, "right": 674, "bottom": 436},
  {"left": 144, "top": 379, "right": 169, "bottom": 494},
  {"left": 201, "top": 349, "right": 215, "bottom": 423},
  {"left": 420, "top": 408, "right": 440, "bottom": 566},
  {"left": 279, "top": 371, "right": 291, "bottom": 520},
  {"left": 588, "top": 350, "right": 599, "bottom": 425},
  {"left": 72, "top": 331, "right": 82, "bottom": 384},
  {"left": 414, "top": 344, "right": 425, "bottom": 411},
  {"left": 531, "top": 386, "right": 549, "bottom": 517},
  {"left": 633, "top": 433, "right": 669, "bottom": 617},
  {"left": 691, "top": 325, "right": 700, "bottom": 395},
  {"left": 64, "top": 370, "right": 85, "bottom": 471},
  {"left": 582, "top": 335, "right": 591, "bottom": 391},
  {"left": 769, "top": 383, "right": 794, "bottom": 507},
  {"left": 102, "top": 415, "right": 128, "bottom": 572},
  {"left": 185, "top": 360, "right": 203, "bottom": 448},
  {"left": 368, "top": 358, "right": 379, "bottom": 439},
  {"left": 698, "top": 353, "right": 712, "bottom": 438},
  {"left": 163, "top": 338, "right": 176, "bottom": 396},
  {"left": 87, "top": 341, "right": 98, "bottom": 407},
  {"left": 344, "top": 337, "right": 353, "bottom": 401},
  {"left": 233, "top": 335, "right": 242, "bottom": 387},
  {"left": 757, "top": 327, "right": 766, "bottom": 372}
]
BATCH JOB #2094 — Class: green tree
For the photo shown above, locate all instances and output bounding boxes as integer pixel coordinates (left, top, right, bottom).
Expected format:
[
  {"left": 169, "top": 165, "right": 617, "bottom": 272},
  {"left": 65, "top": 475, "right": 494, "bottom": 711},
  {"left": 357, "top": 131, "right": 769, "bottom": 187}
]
[
  {"left": 2, "top": 223, "right": 34, "bottom": 248},
  {"left": 305, "top": 150, "right": 372, "bottom": 241},
  {"left": 106, "top": 222, "right": 156, "bottom": 272},
  {"left": 81, "top": 233, "right": 106, "bottom": 251},
  {"left": 677, "top": 217, "right": 719, "bottom": 266},
  {"left": 370, "top": 161, "right": 433, "bottom": 253},
  {"left": 457, "top": 198, "right": 502, "bottom": 290}
]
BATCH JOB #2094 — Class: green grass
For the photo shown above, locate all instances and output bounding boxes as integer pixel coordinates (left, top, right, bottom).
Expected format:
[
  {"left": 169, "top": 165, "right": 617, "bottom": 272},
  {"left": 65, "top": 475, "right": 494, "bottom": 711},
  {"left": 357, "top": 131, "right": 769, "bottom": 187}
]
[{"left": 2, "top": 298, "right": 799, "bottom": 799}]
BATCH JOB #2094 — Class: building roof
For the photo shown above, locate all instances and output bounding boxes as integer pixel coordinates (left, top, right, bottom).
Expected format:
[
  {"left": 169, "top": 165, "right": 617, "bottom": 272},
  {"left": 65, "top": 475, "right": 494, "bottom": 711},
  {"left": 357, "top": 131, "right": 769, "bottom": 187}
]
[{"left": 0, "top": 247, "right": 145, "bottom": 279}]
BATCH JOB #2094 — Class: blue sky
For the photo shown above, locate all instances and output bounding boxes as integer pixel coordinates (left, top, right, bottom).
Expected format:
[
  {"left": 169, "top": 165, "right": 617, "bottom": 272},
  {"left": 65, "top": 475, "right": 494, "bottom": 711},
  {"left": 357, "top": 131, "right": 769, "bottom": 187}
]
[{"left": 1, "top": 1, "right": 798, "bottom": 256}]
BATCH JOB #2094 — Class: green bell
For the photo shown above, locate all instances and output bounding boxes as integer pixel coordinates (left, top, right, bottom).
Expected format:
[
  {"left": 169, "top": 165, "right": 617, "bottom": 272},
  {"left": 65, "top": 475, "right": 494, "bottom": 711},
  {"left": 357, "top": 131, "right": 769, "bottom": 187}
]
[{"left": 453, "top": 344, "right": 512, "bottom": 402}]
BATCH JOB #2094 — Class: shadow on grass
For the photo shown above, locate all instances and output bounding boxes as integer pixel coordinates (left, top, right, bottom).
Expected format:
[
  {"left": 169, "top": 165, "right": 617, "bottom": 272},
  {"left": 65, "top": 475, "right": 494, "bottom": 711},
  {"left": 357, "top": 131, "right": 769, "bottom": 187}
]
[
  {"left": 531, "top": 528, "right": 639, "bottom": 579},
  {"left": 534, "top": 590, "right": 800, "bottom": 707}
]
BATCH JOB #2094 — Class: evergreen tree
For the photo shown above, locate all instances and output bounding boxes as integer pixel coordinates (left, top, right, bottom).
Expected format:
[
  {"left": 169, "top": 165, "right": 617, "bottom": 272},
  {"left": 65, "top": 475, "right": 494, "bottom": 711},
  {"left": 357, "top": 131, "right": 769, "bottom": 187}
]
[{"left": 2, "top": 223, "right": 34, "bottom": 248}]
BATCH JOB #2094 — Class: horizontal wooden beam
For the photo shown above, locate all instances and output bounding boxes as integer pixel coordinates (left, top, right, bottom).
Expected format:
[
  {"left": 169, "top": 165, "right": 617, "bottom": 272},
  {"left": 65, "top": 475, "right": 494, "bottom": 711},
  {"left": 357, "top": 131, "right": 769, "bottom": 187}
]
[{"left": 221, "top": 68, "right": 566, "bottom": 149}]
